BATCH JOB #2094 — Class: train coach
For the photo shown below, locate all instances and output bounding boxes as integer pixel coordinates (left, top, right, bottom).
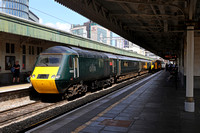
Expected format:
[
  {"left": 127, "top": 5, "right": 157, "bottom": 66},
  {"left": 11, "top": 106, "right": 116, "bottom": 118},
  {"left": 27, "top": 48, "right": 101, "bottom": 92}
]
[{"left": 31, "top": 46, "right": 151, "bottom": 98}]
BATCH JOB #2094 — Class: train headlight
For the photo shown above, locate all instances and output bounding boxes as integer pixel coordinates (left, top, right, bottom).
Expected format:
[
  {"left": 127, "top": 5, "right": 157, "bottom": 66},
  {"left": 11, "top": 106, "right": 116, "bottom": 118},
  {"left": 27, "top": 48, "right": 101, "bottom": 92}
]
[
  {"left": 51, "top": 75, "right": 55, "bottom": 79},
  {"left": 32, "top": 74, "right": 35, "bottom": 78},
  {"left": 56, "top": 75, "right": 60, "bottom": 79}
]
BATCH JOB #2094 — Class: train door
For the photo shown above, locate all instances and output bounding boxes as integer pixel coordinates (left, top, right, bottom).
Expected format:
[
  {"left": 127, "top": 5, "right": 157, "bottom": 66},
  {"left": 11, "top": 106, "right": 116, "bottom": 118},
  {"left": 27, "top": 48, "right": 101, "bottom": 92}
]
[
  {"left": 110, "top": 59, "right": 115, "bottom": 75},
  {"left": 118, "top": 60, "right": 121, "bottom": 76},
  {"left": 144, "top": 62, "right": 147, "bottom": 69},
  {"left": 73, "top": 56, "right": 79, "bottom": 79},
  {"left": 139, "top": 62, "right": 142, "bottom": 72},
  {"left": 112, "top": 59, "right": 116, "bottom": 74},
  {"left": 155, "top": 62, "right": 158, "bottom": 69}
]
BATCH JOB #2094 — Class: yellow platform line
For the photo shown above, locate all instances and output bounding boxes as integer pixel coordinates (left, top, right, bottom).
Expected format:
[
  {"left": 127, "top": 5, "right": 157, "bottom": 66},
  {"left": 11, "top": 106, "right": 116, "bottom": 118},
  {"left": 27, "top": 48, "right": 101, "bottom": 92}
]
[{"left": 72, "top": 78, "right": 152, "bottom": 133}]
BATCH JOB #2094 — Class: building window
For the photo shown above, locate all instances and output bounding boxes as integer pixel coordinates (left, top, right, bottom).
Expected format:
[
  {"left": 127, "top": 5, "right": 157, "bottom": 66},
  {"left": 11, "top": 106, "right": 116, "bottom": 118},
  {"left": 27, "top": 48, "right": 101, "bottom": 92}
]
[
  {"left": 11, "top": 44, "right": 15, "bottom": 53},
  {"left": 22, "top": 45, "right": 26, "bottom": 54},
  {"left": 22, "top": 55, "right": 26, "bottom": 69},
  {"left": 6, "top": 43, "right": 10, "bottom": 53},
  {"left": 37, "top": 47, "right": 39, "bottom": 55},
  {"left": 6, "top": 43, "right": 15, "bottom": 53},
  {"left": 37, "top": 47, "right": 43, "bottom": 55},
  {"left": 32, "top": 46, "right": 34, "bottom": 55},
  {"left": 22, "top": 45, "right": 26, "bottom": 69},
  {"left": 29, "top": 46, "right": 31, "bottom": 55},
  {"left": 5, "top": 56, "right": 15, "bottom": 70}
]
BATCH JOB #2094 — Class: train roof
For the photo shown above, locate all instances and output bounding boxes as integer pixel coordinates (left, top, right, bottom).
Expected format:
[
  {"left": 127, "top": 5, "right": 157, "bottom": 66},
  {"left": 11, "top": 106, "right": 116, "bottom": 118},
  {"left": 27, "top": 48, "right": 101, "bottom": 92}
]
[
  {"left": 41, "top": 46, "right": 78, "bottom": 55},
  {"left": 117, "top": 55, "right": 140, "bottom": 61},
  {"left": 41, "top": 46, "right": 152, "bottom": 62},
  {"left": 103, "top": 53, "right": 118, "bottom": 59},
  {"left": 139, "top": 59, "right": 151, "bottom": 62},
  {"left": 70, "top": 47, "right": 108, "bottom": 59}
]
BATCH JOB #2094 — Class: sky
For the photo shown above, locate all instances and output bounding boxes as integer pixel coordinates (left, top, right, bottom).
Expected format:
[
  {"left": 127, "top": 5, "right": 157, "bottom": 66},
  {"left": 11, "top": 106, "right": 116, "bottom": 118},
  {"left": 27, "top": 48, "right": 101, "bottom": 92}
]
[{"left": 29, "top": 0, "right": 89, "bottom": 32}]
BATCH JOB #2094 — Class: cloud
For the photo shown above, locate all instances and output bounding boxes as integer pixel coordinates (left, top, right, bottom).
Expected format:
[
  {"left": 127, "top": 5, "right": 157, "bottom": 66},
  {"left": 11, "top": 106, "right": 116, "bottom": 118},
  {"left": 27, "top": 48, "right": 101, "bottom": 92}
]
[
  {"left": 39, "top": 18, "right": 43, "bottom": 24},
  {"left": 45, "top": 22, "right": 71, "bottom": 32}
]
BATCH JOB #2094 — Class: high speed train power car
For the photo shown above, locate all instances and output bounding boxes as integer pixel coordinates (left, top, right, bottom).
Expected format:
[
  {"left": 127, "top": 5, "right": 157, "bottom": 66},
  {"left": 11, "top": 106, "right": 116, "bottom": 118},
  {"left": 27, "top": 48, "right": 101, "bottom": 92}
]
[{"left": 31, "top": 46, "right": 151, "bottom": 98}]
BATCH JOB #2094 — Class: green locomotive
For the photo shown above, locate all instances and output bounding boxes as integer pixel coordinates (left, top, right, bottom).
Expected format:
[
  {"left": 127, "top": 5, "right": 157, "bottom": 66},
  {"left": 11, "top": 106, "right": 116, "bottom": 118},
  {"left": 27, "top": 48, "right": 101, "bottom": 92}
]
[{"left": 31, "top": 46, "right": 151, "bottom": 98}]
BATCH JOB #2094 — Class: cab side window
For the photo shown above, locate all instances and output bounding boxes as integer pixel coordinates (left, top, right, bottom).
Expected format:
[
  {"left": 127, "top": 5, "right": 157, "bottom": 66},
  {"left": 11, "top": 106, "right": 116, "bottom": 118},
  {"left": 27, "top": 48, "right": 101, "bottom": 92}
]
[{"left": 69, "top": 56, "right": 73, "bottom": 69}]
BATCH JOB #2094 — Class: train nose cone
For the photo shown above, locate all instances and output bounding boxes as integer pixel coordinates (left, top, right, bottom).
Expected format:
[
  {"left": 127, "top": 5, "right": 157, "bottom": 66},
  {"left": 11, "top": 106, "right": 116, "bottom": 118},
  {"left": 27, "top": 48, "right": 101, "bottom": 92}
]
[{"left": 31, "top": 67, "right": 60, "bottom": 94}]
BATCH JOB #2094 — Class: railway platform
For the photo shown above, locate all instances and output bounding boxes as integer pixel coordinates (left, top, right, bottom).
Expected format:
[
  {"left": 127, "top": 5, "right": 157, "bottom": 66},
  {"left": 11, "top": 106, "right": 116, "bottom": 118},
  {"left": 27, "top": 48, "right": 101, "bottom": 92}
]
[
  {"left": 27, "top": 71, "right": 200, "bottom": 133},
  {"left": 0, "top": 83, "right": 31, "bottom": 93}
]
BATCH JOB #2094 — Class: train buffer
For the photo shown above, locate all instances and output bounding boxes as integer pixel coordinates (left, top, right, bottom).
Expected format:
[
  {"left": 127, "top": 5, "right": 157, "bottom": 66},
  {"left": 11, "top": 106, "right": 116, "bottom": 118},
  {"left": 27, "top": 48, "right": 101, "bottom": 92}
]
[{"left": 27, "top": 71, "right": 200, "bottom": 133}]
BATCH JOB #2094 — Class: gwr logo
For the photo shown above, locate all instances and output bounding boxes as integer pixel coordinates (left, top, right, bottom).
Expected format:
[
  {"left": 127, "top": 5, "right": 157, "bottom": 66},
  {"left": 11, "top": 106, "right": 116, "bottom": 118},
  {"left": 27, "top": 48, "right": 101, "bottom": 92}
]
[{"left": 89, "top": 64, "right": 96, "bottom": 72}]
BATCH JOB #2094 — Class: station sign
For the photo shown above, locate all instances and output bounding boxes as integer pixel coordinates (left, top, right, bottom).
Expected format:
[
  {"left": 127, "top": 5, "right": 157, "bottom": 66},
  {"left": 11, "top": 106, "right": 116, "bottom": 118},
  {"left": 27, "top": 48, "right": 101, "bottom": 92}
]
[{"left": 164, "top": 54, "right": 177, "bottom": 59}]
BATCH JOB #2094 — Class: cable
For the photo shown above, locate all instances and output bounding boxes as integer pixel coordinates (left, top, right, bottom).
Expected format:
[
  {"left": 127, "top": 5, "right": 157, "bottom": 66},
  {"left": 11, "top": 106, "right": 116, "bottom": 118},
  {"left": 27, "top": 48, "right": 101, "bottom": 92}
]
[{"left": 29, "top": 6, "right": 72, "bottom": 25}]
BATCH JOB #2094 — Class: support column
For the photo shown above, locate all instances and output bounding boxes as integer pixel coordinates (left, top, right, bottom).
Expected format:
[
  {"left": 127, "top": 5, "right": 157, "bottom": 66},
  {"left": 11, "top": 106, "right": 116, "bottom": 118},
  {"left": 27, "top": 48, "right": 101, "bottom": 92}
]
[{"left": 185, "top": 25, "right": 195, "bottom": 112}]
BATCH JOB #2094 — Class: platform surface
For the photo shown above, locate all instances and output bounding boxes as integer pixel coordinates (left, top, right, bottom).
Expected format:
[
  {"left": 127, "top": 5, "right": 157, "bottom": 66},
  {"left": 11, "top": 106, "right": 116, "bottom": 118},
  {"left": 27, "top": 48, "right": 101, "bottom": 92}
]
[
  {"left": 27, "top": 71, "right": 200, "bottom": 133},
  {"left": 0, "top": 83, "right": 31, "bottom": 93}
]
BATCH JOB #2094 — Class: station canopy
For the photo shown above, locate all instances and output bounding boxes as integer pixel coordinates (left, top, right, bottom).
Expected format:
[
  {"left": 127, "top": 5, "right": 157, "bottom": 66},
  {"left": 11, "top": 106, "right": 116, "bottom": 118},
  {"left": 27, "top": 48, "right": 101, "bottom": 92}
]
[{"left": 55, "top": 0, "right": 200, "bottom": 58}]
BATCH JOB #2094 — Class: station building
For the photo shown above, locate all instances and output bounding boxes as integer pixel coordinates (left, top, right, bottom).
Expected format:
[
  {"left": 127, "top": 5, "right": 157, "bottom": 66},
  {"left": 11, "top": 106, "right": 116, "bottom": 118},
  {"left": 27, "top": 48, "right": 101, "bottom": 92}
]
[{"left": 0, "top": 31, "right": 56, "bottom": 85}]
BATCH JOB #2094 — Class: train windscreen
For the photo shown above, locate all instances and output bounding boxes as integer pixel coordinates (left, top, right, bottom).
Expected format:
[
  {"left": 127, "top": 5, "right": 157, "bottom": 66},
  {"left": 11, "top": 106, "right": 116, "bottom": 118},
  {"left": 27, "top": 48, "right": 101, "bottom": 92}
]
[{"left": 36, "top": 55, "right": 63, "bottom": 67}]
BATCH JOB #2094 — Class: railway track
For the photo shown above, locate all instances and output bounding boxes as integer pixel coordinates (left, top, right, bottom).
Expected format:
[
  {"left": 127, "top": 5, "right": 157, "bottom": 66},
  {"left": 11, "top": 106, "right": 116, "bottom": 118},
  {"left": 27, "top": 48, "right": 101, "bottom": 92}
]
[
  {"left": 0, "top": 101, "right": 42, "bottom": 124},
  {"left": 0, "top": 72, "right": 158, "bottom": 133}
]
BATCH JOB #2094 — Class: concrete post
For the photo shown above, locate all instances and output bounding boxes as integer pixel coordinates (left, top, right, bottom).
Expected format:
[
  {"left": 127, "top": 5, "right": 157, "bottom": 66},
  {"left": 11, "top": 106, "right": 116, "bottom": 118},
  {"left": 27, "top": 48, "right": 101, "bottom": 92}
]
[{"left": 185, "top": 25, "right": 195, "bottom": 112}]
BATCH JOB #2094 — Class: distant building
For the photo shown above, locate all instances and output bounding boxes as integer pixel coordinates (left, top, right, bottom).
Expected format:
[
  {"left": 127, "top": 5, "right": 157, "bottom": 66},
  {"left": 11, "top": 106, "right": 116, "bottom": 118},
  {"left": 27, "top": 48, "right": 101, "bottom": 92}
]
[
  {"left": 145, "top": 50, "right": 160, "bottom": 59},
  {"left": 71, "top": 24, "right": 87, "bottom": 38},
  {"left": 70, "top": 21, "right": 113, "bottom": 45},
  {"left": 0, "top": 0, "right": 39, "bottom": 22},
  {"left": 125, "top": 42, "right": 145, "bottom": 55},
  {"left": 113, "top": 37, "right": 124, "bottom": 49},
  {"left": 90, "top": 22, "right": 112, "bottom": 45},
  {"left": 112, "top": 37, "right": 145, "bottom": 55}
]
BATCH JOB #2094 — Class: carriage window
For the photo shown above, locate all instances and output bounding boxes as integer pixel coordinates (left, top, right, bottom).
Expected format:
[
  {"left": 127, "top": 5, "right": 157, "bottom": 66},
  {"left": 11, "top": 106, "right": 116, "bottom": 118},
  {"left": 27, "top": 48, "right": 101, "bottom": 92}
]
[
  {"left": 99, "top": 59, "right": 104, "bottom": 68},
  {"left": 123, "top": 61, "right": 128, "bottom": 67},
  {"left": 74, "top": 58, "right": 78, "bottom": 68}
]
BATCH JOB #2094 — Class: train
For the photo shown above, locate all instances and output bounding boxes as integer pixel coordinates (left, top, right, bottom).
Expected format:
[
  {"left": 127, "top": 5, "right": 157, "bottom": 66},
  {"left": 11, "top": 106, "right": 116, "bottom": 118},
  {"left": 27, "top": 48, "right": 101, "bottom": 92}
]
[
  {"left": 30, "top": 46, "right": 152, "bottom": 98},
  {"left": 150, "top": 60, "right": 163, "bottom": 71}
]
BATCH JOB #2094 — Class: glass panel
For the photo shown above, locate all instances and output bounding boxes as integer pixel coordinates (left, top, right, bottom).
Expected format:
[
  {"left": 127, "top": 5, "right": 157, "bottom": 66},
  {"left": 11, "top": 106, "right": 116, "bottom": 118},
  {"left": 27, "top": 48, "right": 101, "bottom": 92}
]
[
  {"left": 29, "top": 46, "right": 31, "bottom": 55},
  {"left": 11, "top": 44, "right": 15, "bottom": 53},
  {"left": 6, "top": 43, "right": 10, "bottom": 53},
  {"left": 40, "top": 47, "right": 43, "bottom": 53},
  {"left": 22, "top": 55, "right": 26, "bottom": 69},
  {"left": 69, "top": 56, "right": 73, "bottom": 68},
  {"left": 37, "top": 47, "right": 39, "bottom": 55},
  {"left": 36, "top": 55, "right": 63, "bottom": 67},
  {"left": 5, "top": 56, "right": 15, "bottom": 70},
  {"left": 23, "top": 45, "right": 26, "bottom": 54},
  {"left": 32, "top": 46, "right": 34, "bottom": 55}
]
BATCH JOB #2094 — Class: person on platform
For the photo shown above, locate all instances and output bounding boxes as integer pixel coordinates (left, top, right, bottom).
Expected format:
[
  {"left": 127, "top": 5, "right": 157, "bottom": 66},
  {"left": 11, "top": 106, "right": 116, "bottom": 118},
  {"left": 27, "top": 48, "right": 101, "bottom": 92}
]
[
  {"left": 165, "top": 63, "right": 168, "bottom": 71},
  {"left": 13, "top": 61, "right": 20, "bottom": 83}
]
